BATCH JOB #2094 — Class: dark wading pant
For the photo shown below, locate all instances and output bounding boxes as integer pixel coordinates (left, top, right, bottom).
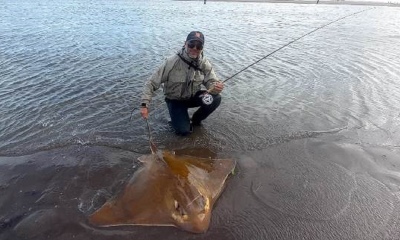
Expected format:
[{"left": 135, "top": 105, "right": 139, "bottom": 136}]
[{"left": 165, "top": 91, "right": 221, "bottom": 136}]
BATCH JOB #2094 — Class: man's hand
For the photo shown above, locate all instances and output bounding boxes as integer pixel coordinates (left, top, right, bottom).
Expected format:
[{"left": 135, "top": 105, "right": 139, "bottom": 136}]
[
  {"left": 140, "top": 107, "right": 148, "bottom": 119},
  {"left": 210, "top": 81, "right": 224, "bottom": 94}
]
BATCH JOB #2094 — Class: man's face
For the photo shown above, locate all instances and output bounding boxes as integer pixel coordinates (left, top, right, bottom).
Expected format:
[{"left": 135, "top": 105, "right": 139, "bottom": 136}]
[{"left": 185, "top": 40, "right": 203, "bottom": 59}]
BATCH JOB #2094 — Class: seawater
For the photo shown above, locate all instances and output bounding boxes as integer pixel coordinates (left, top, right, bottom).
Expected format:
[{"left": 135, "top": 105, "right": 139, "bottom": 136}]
[{"left": 1, "top": 0, "right": 400, "bottom": 155}]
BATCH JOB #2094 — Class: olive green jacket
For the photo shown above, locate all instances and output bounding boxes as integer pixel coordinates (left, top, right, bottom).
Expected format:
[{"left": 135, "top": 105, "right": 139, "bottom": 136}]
[{"left": 141, "top": 48, "right": 220, "bottom": 106}]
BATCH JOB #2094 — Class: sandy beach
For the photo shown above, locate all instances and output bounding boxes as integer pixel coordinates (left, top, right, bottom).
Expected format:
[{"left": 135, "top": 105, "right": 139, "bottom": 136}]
[{"left": 2, "top": 136, "right": 400, "bottom": 239}]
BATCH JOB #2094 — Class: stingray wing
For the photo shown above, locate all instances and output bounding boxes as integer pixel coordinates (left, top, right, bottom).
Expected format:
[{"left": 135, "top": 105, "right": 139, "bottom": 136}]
[
  {"left": 89, "top": 154, "right": 175, "bottom": 226},
  {"left": 162, "top": 150, "right": 236, "bottom": 203}
]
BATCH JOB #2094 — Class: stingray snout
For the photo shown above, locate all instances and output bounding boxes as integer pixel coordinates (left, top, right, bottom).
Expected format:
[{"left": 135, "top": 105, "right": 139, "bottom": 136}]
[
  {"left": 178, "top": 213, "right": 211, "bottom": 234},
  {"left": 172, "top": 198, "right": 211, "bottom": 234}
]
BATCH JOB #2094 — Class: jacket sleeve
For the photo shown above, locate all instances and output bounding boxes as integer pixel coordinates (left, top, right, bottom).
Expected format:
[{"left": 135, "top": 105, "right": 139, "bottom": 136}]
[
  {"left": 201, "top": 58, "right": 220, "bottom": 90},
  {"left": 141, "top": 60, "right": 169, "bottom": 106}
]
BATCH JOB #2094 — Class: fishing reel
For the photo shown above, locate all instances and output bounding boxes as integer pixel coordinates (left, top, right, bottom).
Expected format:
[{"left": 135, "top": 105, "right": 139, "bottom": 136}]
[{"left": 200, "top": 92, "right": 213, "bottom": 105}]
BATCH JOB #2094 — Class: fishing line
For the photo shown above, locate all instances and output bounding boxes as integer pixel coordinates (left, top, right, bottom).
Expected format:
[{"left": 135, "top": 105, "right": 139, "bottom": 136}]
[
  {"left": 222, "top": 7, "right": 374, "bottom": 83},
  {"left": 129, "top": 107, "right": 157, "bottom": 153},
  {"left": 145, "top": 118, "right": 158, "bottom": 154}
]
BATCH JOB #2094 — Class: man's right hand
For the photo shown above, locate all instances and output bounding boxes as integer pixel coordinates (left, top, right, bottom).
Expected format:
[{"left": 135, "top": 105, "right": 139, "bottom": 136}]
[
  {"left": 208, "top": 81, "right": 224, "bottom": 94},
  {"left": 140, "top": 107, "right": 148, "bottom": 119}
]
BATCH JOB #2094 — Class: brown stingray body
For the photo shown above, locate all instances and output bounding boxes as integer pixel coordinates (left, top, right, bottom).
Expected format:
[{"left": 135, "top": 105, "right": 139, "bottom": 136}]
[{"left": 89, "top": 150, "right": 236, "bottom": 233}]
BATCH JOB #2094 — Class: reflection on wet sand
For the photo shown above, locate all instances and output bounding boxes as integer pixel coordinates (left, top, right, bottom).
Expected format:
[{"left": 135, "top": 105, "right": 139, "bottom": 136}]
[{"left": 1, "top": 138, "right": 400, "bottom": 239}]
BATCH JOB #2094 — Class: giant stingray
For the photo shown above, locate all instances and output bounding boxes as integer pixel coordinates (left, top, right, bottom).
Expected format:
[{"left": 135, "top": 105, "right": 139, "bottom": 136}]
[{"left": 89, "top": 144, "right": 236, "bottom": 233}]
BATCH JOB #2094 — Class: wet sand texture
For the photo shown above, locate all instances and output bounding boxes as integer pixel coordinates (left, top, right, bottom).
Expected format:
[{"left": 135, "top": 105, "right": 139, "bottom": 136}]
[{"left": 1, "top": 138, "right": 400, "bottom": 239}]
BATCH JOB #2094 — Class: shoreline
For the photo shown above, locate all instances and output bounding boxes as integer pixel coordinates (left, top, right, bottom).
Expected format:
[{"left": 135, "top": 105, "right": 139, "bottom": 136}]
[{"left": 178, "top": 0, "right": 400, "bottom": 7}]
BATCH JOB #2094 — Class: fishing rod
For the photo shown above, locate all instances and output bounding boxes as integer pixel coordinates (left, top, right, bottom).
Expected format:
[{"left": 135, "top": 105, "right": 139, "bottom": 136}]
[
  {"left": 222, "top": 7, "right": 374, "bottom": 84},
  {"left": 136, "top": 8, "right": 374, "bottom": 140},
  {"left": 200, "top": 7, "right": 373, "bottom": 105}
]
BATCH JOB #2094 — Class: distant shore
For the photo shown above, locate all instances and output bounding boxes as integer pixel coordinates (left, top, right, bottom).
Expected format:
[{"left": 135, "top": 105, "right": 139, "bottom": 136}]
[{"left": 179, "top": 0, "right": 400, "bottom": 7}]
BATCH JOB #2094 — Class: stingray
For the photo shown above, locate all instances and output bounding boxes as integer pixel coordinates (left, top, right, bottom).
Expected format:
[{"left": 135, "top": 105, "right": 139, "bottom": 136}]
[{"left": 89, "top": 148, "right": 236, "bottom": 233}]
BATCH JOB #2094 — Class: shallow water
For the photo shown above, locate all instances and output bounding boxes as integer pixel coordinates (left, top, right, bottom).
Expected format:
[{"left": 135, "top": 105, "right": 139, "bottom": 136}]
[{"left": 1, "top": 0, "right": 400, "bottom": 239}]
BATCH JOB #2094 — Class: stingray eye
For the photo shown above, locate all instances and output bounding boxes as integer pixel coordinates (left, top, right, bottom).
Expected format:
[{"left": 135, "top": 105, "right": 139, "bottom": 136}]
[
  {"left": 198, "top": 195, "right": 205, "bottom": 207},
  {"left": 193, "top": 194, "right": 207, "bottom": 210},
  {"left": 200, "top": 195, "right": 210, "bottom": 211},
  {"left": 174, "top": 200, "right": 187, "bottom": 216}
]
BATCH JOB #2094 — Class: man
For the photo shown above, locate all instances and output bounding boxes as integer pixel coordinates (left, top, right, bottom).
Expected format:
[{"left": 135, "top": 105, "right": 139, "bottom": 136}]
[{"left": 140, "top": 31, "right": 224, "bottom": 136}]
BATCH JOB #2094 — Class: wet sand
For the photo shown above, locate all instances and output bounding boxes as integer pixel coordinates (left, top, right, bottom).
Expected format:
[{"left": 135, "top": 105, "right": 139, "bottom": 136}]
[{"left": 2, "top": 134, "right": 400, "bottom": 239}]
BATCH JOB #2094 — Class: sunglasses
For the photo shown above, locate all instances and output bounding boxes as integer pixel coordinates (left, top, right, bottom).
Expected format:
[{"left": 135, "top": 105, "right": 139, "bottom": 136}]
[{"left": 187, "top": 41, "right": 203, "bottom": 50}]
